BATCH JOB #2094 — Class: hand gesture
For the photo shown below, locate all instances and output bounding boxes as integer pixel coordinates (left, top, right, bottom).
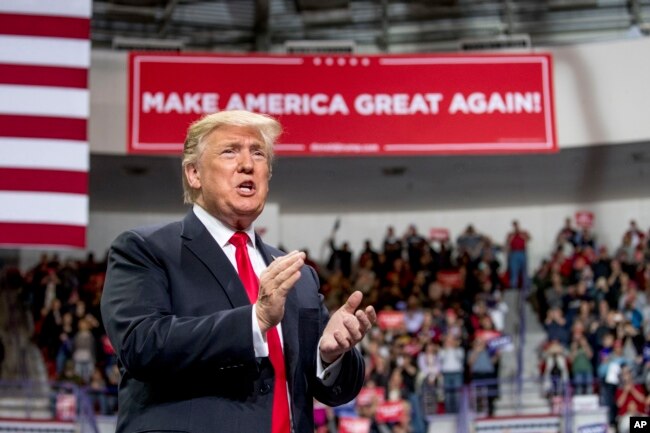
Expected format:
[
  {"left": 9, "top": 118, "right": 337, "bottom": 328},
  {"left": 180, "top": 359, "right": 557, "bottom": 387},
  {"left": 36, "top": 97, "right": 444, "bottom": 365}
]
[
  {"left": 319, "top": 291, "right": 377, "bottom": 364},
  {"left": 256, "top": 251, "right": 305, "bottom": 333}
]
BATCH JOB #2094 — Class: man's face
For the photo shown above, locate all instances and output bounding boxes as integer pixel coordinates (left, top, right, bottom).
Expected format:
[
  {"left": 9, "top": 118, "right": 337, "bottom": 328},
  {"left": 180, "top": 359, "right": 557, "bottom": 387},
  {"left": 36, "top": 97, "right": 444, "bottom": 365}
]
[{"left": 185, "top": 124, "right": 270, "bottom": 230}]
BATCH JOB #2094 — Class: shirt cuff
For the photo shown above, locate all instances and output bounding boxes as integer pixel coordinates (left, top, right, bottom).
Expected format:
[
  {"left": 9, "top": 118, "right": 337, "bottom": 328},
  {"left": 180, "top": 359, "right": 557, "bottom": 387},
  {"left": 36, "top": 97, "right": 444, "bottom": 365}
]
[
  {"left": 316, "top": 337, "right": 343, "bottom": 386},
  {"left": 252, "top": 304, "right": 269, "bottom": 358}
]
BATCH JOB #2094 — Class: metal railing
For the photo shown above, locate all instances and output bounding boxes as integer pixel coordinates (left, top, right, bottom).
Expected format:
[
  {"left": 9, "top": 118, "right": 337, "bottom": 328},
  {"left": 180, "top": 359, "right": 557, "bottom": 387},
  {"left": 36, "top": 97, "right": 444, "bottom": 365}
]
[{"left": 0, "top": 379, "right": 101, "bottom": 433}]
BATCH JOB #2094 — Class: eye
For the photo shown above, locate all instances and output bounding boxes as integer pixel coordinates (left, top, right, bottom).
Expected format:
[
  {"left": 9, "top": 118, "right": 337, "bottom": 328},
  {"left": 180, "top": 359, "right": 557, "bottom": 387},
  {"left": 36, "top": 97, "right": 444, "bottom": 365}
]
[{"left": 253, "top": 149, "right": 267, "bottom": 159}]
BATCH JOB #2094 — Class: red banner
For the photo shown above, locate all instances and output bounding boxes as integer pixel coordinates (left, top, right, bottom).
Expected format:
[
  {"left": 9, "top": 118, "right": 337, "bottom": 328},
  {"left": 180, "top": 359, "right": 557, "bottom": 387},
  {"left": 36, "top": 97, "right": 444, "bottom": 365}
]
[
  {"left": 55, "top": 393, "right": 77, "bottom": 421},
  {"left": 377, "top": 311, "right": 406, "bottom": 330},
  {"left": 375, "top": 401, "right": 406, "bottom": 423},
  {"left": 128, "top": 52, "right": 556, "bottom": 155},
  {"left": 338, "top": 417, "right": 371, "bottom": 433},
  {"left": 436, "top": 270, "right": 464, "bottom": 289},
  {"left": 575, "top": 211, "right": 594, "bottom": 229},
  {"left": 429, "top": 228, "right": 450, "bottom": 241},
  {"left": 357, "top": 386, "right": 386, "bottom": 407}
]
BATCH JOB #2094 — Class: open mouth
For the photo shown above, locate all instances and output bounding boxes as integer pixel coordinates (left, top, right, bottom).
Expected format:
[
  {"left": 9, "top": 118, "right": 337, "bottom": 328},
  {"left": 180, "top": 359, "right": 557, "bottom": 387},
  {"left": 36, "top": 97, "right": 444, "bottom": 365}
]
[{"left": 237, "top": 180, "right": 256, "bottom": 194}]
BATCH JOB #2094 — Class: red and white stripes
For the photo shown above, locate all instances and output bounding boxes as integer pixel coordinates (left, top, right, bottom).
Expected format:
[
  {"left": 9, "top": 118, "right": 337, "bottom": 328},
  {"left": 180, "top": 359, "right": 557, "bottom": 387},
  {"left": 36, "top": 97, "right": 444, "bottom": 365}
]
[{"left": 0, "top": 0, "right": 91, "bottom": 248}]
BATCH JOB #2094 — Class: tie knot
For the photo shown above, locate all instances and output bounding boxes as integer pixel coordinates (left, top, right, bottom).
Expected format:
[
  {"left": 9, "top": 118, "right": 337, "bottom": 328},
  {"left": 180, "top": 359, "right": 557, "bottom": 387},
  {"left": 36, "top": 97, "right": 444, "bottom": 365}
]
[{"left": 230, "top": 231, "right": 249, "bottom": 249}]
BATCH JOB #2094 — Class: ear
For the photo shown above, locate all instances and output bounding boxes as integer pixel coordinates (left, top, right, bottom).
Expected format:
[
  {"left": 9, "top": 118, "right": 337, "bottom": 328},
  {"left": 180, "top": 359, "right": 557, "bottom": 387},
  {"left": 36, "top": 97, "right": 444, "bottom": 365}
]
[{"left": 185, "top": 163, "right": 201, "bottom": 189}]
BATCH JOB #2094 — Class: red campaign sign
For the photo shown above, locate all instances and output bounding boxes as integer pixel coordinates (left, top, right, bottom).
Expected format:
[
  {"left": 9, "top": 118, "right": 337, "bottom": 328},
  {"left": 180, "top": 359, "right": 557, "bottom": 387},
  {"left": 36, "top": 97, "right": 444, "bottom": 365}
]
[
  {"left": 375, "top": 401, "right": 406, "bottom": 423},
  {"left": 338, "top": 417, "right": 371, "bottom": 433},
  {"left": 436, "top": 270, "right": 463, "bottom": 288},
  {"left": 403, "top": 342, "right": 422, "bottom": 356},
  {"left": 357, "top": 386, "right": 386, "bottom": 406},
  {"left": 475, "top": 329, "right": 501, "bottom": 342},
  {"left": 128, "top": 52, "right": 556, "bottom": 156},
  {"left": 575, "top": 211, "right": 594, "bottom": 229},
  {"left": 55, "top": 393, "right": 77, "bottom": 421},
  {"left": 377, "top": 311, "right": 406, "bottom": 330},
  {"left": 429, "top": 228, "right": 450, "bottom": 241}
]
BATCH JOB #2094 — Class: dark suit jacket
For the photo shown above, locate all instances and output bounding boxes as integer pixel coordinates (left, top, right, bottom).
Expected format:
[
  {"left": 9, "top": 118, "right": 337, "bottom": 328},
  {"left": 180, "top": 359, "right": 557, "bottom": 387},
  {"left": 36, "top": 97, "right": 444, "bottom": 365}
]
[{"left": 100, "top": 211, "right": 364, "bottom": 433}]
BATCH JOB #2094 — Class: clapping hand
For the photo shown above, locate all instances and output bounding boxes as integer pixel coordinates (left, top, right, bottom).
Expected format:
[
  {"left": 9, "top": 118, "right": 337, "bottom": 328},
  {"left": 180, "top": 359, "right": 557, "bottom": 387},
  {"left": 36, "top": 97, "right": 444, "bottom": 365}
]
[{"left": 319, "top": 291, "right": 376, "bottom": 364}]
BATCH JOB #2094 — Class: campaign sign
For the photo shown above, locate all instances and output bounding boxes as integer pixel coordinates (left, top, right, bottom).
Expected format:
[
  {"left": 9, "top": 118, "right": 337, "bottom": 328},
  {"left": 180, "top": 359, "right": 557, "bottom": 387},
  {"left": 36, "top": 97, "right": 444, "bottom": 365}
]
[
  {"left": 339, "top": 416, "right": 371, "bottom": 433},
  {"left": 375, "top": 401, "right": 406, "bottom": 424},
  {"left": 55, "top": 393, "right": 77, "bottom": 421},
  {"left": 575, "top": 211, "right": 594, "bottom": 229},
  {"left": 436, "top": 270, "right": 463, "bottom": 289},
  {"left": 377, "top": 311, "right": 406, "bottom": 330},
  {"left": 129, "top": 53, "right": 556, "bottom": 155},
  {"left": 356, "top": 386, "right": 385, "bottom": 406},
  {"left": 429, "top": 228, "right": 450, "bottom": 241},
  {"left": 577, "top": 423, "right": 607, "bottom": 433},
  {"left": 486, "top": 334, "right": 513, "bottom": 353}
]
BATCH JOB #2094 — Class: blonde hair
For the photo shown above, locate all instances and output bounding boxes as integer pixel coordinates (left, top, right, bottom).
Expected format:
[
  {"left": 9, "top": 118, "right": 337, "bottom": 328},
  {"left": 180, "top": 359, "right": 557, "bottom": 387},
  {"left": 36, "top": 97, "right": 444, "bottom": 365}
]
[{"left": 181, "top": 110, "right": 282, "bottom": 204}]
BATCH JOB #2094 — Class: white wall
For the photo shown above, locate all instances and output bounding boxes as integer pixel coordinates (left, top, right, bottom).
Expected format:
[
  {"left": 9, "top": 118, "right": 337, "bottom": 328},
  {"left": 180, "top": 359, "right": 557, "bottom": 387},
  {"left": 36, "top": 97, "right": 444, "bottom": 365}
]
[
  {"left": 89, "top": 38, "right": 650, "bottom": 155},
  {"left": 89, "top": 50, "right": 128, "bottom": 155},
  {"left": 550, "top": 38, "right": 650, "bottom": 148},
  {"left": 279, "top": 197, "right": 650, "bottom": 271}
]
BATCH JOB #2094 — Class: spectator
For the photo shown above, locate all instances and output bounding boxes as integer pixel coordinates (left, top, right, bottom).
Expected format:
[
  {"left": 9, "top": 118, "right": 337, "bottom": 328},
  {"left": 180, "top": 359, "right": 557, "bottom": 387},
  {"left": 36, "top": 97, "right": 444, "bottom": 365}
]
[
  {"left": 383, "top": 226, "right": 403, "bottom": 268},
  {"left": 617, "top": 400, "right": 645, "bottom": 433},
  {"left": 505, "top": 220, "right": 531, "bottom": 289},
  {"left": 599, "top": 339, "right": 628, "bottom": 426},
  {"left": 439, "top": 334, "right": 465, "bottom": 414},
  {"left": 416, "top": 341, "right": 443, "bottom": 416},
  {"left": 617, "top": 232, "right": 637, "bottom": 269},
  {"left": 556, "top": 217, "right": 577, "bottom": 248},
  {"left": 615, "top": 365, "right": 646, "bottom": 420},
  {"left": 468, "top": 336, "right": 499, "bottom": 416},
  {"left": 72, "top": 318, "right": 95, "bottom": 383},
  {"left": 404, "top": 224, "right": 427, "bottom": 274},
  {"left": 88, "top": 366, "right": 109, "bottom": 414},
  {"left": 457, "top": 225, "right": 485, "bottom": 261},
  {"left": 569, "top": 322, "right": 594, "bottom": 395},
  {"left": 544, "top": 307, "right": 570, "bottom": 347},
  {"left": 55, "top": 312, "right": 75, "bottom": 377},
  {"left": 354, "top": 256, "right": 378, "bottom": 295},
  {"left": 575, "top": 227, "right": 597, "bottom": 250},
  {"left": 358, "top": 239, "right": 380, "bottom": 273},
  {"left": 606, "top": 260, "right": 625, "bottom": 310},
  {"left": 397, "top": 349, "right": 426, "bottom": 433},
  {"left": 404, "top": 296, "right": 425, "bottom": 335},
  {"left": 592, "top": 246, "right": 612, "bottom": 280},
  {"left": 326, "top": 238, "right": 353, "bottom": 279},
  {"left": 416, "top": 342, "right": 441, "bottom": 388},
  {"left": 624, "top": 220, "right": 646, "bottom": 249},
  {"left": 541, "top": 340, "right": 570, "bottom": 398}
]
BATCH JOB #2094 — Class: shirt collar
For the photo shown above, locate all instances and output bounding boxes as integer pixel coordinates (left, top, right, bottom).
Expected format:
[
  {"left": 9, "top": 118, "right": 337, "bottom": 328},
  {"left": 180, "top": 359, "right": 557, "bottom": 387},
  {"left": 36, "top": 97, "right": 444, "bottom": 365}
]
[{"left": 192, "top": 204, "right": 257, "bottom": 249}]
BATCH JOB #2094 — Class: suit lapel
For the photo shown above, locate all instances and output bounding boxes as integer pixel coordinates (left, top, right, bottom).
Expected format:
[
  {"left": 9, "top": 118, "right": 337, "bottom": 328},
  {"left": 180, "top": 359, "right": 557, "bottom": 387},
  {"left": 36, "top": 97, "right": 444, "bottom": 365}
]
[{"left": 181, "top": 211, "right": 250, "bottom": 308}]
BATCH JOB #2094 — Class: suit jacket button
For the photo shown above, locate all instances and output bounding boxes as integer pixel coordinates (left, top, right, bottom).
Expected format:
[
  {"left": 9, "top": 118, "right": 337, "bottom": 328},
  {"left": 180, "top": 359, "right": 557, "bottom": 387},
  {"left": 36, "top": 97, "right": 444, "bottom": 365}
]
[{"left": 260, "top": 383, "right": 271, "bottom": 395}]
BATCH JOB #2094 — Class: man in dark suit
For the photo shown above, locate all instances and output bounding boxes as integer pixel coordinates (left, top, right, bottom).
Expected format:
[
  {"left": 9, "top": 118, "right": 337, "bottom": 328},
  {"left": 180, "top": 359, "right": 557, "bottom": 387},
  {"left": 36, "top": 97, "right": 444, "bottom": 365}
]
[{"left": 101, "top": 110, "right": 376, "bottom": 433}]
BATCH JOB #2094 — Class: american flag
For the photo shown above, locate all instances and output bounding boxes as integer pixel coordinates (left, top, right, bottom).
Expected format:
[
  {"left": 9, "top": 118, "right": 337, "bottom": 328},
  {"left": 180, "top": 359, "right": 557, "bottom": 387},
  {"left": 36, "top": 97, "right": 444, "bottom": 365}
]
[{"left": 0, "top": 0, "right": 90, "bottom": 248}]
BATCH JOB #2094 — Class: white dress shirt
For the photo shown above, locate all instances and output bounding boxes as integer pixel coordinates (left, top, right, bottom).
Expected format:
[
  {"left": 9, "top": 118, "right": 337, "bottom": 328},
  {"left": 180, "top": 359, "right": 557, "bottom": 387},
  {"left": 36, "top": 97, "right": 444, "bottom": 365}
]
[{"left": 192, "top": 204, "right": 341, "bottom": 385}]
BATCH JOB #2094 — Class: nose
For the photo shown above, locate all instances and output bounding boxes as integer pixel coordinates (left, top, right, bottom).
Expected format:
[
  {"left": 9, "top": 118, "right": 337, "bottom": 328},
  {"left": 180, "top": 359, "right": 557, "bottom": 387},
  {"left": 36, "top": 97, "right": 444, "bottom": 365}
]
[{"left": 237, "top": 149, "right": 254, "bottom": 173}]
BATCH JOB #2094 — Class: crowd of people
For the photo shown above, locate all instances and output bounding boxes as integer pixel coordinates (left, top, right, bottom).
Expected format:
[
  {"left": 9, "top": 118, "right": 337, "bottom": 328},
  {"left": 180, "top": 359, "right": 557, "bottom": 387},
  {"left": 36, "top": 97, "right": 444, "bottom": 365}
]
[
  {"left": 532, "top": 219, "right": 650, "bottom": 431},
  {"left": 1, "top": 253, "right": 119, "bottom": 415},
  {"left": 1, "top": 217, "right": 649, "bottom": 432}
]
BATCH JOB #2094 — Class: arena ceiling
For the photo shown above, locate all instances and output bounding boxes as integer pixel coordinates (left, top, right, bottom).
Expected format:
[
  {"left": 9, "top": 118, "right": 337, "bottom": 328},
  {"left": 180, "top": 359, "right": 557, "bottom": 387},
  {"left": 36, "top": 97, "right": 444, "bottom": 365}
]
[{"left": 92, "top": 0, "right": 650, "bottom": 53}]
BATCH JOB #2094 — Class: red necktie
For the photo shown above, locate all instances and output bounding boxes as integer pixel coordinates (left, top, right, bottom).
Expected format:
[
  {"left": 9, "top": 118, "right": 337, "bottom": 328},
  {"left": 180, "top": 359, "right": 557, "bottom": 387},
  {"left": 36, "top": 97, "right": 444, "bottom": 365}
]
[{"left": 230, "top": 232, "right": 291, "bottom": 433}]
